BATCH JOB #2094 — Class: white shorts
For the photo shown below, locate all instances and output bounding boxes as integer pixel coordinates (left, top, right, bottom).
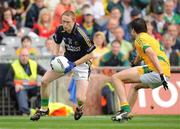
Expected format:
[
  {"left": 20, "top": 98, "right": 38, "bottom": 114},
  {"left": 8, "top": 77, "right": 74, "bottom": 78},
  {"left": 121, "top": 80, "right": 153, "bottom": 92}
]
[
  {"left": 71, "top": 63, "right": 90, "bottom": 80},
  {"left": 140, "top": 71, "right": 169, "bottom": 89}
]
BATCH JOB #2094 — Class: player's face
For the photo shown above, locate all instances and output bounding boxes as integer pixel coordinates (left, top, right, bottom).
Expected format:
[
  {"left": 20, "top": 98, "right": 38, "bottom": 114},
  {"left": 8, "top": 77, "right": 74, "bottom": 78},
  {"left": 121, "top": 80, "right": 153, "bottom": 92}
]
[{"left": 62, "top": 15, "right": 75, "bottom": 33}]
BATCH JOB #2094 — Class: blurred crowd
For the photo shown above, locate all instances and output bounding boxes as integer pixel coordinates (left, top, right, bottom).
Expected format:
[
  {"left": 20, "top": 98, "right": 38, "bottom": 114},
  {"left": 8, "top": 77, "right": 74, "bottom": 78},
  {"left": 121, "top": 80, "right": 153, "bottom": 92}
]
[
  {"left": 0, "top": 0, "right": 180, "bottom": 116},
  {"left": 0, "top": 0, "right": 180, "bottom": 66}
]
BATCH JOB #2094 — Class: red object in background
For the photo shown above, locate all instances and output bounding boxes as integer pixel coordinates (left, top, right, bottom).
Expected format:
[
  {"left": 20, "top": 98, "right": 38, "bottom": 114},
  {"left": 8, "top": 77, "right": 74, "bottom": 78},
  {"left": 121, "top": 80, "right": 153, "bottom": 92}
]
[
  {"left": 131, "top": 73, "right": 180, "bottom": 114},
  {"left": 85, "top": 73, "right": 180, "bottom": 115},
  {"left": 32, "top": 23, "right": 55, "bottom": 38}
]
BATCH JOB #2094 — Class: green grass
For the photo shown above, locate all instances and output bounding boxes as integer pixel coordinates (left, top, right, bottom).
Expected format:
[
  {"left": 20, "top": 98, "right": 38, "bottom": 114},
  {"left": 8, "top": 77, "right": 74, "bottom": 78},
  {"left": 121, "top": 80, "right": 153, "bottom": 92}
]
[{"left": 0, "top": 115, "right": 179, "bottom": 129}]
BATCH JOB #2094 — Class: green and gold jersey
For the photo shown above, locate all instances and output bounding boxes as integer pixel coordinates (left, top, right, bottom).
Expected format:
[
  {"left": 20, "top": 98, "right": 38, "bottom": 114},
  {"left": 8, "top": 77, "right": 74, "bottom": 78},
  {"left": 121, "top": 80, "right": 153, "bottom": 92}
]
[{"left": 135, "top": 32, "right": 170, "bottom": 77}]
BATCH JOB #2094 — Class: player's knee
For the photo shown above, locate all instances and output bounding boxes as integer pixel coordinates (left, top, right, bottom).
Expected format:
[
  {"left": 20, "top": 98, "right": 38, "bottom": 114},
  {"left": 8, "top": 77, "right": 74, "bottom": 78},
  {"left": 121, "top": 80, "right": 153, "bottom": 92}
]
[
  {"left": 111, "top": 74, "right": 119, "bottom": 83},
  {"left": 41, "top": 78, "right": 49, "bottom": 87}
]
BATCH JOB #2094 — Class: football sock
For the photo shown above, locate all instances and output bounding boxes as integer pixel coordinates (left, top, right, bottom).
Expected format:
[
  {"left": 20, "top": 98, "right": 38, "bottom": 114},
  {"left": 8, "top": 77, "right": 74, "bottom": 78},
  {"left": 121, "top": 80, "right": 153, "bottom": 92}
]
[
  {"left": 77, "top": 100, "right": 83, "bottom": 107},
  {"left": 41, "top": 99, "right": 49, "bottom": 109},
  {"left": 121, "top": 102, "right": 131, "bottom": 113}
]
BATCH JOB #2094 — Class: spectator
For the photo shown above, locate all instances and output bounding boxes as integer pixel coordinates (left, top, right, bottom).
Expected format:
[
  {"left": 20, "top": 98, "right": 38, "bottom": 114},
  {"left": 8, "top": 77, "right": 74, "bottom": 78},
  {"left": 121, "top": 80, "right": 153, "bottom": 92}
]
[
  {"left": 103, "top": 18, "right": 119, "bottom": 44},
  {"left": 175, "top": 0, "right": 180, "bottom": 14},
  {"left": 167, "top": 24, "right": 180, "bottom": 50},
  {"left": 16, "top": 35, "right": 40, "bottom": 59},
  {"left": 80, "top": 7, "right": 102, "bottom": 40},
  {"left": 0, "top": 8, "right": 22, "bottom": 38},
  {"left": 132, "top": 0, "right": 150, "bottom": 10},
  {"left": 107, "top": 0, "right": 123, "bottom": 14},
  {"left": 89, "top": 0, "right": 105, "bottom": 20},
  {"left": 109, "top": 7, "right": 129, "bottom": 33},
  {"left": 124, "top": 7, "right": 142, "bottom": 41},
  {"left": 92, "top": 31, "right": 109, "bottom": 67},
  {"left": 32, "top": 8, "right": 55, "bottom": 38},
  {"left": 162, "top": 33, "right": 179, "bottom": 66},
  {"left": 101, "top": 0, "right": 109, "bottom": 15},
  {"left": 149, "top": 0, "right": 164, "bottom": 14},
  {"left": 113, "top": 27, "right": 133, "bottom": 59},
  {"left": 100, "top": 40, "right": 129, "bottom": 66},
  {"left": 145, "top": 17, "right": 162, "bottom": 41},
  {"left": 25, "top": 0, "right": 44, "bottom": 28},
  {"left": 121, "top": 0, "right": 133, "bottom": 25},
  {"left": 74, "top": 0, "right": 89, "bottom": 24},
  {"left": 164, "top": 0, "right": 180, "bottom": 24},
  {"left": 41, "top": 38, "right": 56, "bottom": 56},
  {"left": 52, "top": 0, "right": 75, "bottom": 27},
  {"left": 6, "top": 48, "right": 46, "bottom": 115},
  {"left": 130, "top": 8, "right": 141, "bottom": 21},
  {"left": 151, "top": 5, "right": 167, "bottom": 35}
]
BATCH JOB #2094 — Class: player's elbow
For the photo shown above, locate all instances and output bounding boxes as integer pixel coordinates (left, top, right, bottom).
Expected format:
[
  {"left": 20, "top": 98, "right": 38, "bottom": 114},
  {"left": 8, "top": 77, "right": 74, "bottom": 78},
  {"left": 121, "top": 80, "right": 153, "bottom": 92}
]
[{"left": 87, "top": 52, "right": 94, "bottom": 59}]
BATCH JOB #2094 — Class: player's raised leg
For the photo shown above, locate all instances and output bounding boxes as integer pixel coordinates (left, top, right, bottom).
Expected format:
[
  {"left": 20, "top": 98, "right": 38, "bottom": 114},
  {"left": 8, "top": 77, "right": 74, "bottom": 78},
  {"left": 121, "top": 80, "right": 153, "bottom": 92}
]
[
  {"left": 30, "top": 70, "right": 63, "bottom": 121},
  {"left": 74, "top": 80, "right": 89, "bottom": 120},
  {"left": 111, "top": 66, "right": 141, "bottom": 122}
]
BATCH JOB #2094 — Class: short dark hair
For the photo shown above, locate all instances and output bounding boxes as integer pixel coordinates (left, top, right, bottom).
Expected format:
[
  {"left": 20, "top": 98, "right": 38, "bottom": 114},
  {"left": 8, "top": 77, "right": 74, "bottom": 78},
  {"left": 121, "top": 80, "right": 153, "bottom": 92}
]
[
  {"left": 21, "top": 35, "right": 32, "bottom": 43},
  {"left": 130, "top": 18, "right": 147, "bottom": 33}
]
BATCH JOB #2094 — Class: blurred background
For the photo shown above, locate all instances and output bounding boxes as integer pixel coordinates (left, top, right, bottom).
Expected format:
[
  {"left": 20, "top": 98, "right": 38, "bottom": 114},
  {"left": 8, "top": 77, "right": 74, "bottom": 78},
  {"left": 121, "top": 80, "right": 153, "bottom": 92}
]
[{"left": 0, "top": 0, "right": 179, "bottom": 116}]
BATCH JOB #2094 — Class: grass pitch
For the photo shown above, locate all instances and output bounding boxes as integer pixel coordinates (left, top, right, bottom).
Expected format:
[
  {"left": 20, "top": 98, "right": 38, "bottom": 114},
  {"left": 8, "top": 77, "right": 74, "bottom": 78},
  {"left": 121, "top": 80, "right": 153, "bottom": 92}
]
[{"left": 0, "top": 115, "right": 179, "bottom": 129}]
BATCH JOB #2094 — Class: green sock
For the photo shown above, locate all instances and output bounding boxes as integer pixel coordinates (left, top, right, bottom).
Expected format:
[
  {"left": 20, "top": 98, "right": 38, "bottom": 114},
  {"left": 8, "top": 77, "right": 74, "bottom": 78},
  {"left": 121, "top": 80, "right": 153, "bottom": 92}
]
[
  {"left": 41, "top": 99, "right": 49, "bottom": 109},
  {"left": 77, "top": 100, "right": 83, "bottom": 107},
  {"left": 121, "top": 105, "right": 131, "bottom": 112}
]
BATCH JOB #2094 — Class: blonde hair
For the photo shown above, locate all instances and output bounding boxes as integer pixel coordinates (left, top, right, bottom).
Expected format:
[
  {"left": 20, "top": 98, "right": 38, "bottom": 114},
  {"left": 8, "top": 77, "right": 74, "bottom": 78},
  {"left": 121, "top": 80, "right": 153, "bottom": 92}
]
[
  {"left": 38, "top": 8, "right": 51, "bottom": 24},
  {"left": 93, "top": 31, "right": 107, "bottom": 47}
]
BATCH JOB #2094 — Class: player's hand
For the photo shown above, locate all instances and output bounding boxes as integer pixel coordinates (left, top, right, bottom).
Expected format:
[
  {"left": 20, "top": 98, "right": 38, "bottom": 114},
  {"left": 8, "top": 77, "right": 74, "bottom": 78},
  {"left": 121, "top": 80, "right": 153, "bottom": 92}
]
[
  {"left": 160, "top": 74, "right": 168, "bottom": 90},
  {"left": 64, "top": 61, "right": 76, "bottom": 74}
]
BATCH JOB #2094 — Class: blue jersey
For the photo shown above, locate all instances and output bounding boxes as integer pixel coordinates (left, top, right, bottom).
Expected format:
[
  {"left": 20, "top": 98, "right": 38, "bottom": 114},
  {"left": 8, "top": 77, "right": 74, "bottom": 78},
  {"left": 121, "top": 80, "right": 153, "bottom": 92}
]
[{"left": 53, "top": 23, "right": 96, "bottom": 62}]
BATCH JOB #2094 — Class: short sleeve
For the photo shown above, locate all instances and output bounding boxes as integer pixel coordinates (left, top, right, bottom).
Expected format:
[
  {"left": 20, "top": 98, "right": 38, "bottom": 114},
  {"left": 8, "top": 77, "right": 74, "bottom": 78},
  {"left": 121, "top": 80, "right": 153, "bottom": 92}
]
[
  {"left": 136, "top": 37, "right": 150, "bottom": 53},
  {"left": 77, "top": 27, "right": 96, "bottom": 53},
  {"left": 53, "top": 27, "right": 63, "bottom": 44}
]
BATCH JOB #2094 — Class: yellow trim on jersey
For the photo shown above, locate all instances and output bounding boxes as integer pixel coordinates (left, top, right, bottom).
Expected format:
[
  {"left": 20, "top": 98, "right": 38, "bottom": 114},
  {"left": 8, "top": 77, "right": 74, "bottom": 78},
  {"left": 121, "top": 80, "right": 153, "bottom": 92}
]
[{"left": 77, "top": 27, "right": 92, "bottom": 47}]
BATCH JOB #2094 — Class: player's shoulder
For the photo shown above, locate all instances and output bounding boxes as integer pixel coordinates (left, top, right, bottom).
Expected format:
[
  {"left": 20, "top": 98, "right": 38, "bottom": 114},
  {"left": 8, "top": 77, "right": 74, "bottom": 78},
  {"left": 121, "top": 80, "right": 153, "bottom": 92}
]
[
  {"left": 138, "top": 32, "right": 150, "bottom": 40},
  {"left": 76, "top": 25, "right": 88, "bottom": 37},
  {"left": 136, "top": 33, "right": 150, "bottom": 43}
]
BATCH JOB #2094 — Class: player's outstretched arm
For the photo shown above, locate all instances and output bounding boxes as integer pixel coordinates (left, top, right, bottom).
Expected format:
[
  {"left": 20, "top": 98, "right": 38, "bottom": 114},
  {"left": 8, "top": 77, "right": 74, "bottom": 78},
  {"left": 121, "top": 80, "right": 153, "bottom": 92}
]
[
  {"left": 145, "top": 47, "right": 163, "bottom": 74},
  {"left": 145, "top": 47, "right": 168, "bottom": 90},
  {"left": 74, "top": 52, "right": 94, "bottom": 66}
]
